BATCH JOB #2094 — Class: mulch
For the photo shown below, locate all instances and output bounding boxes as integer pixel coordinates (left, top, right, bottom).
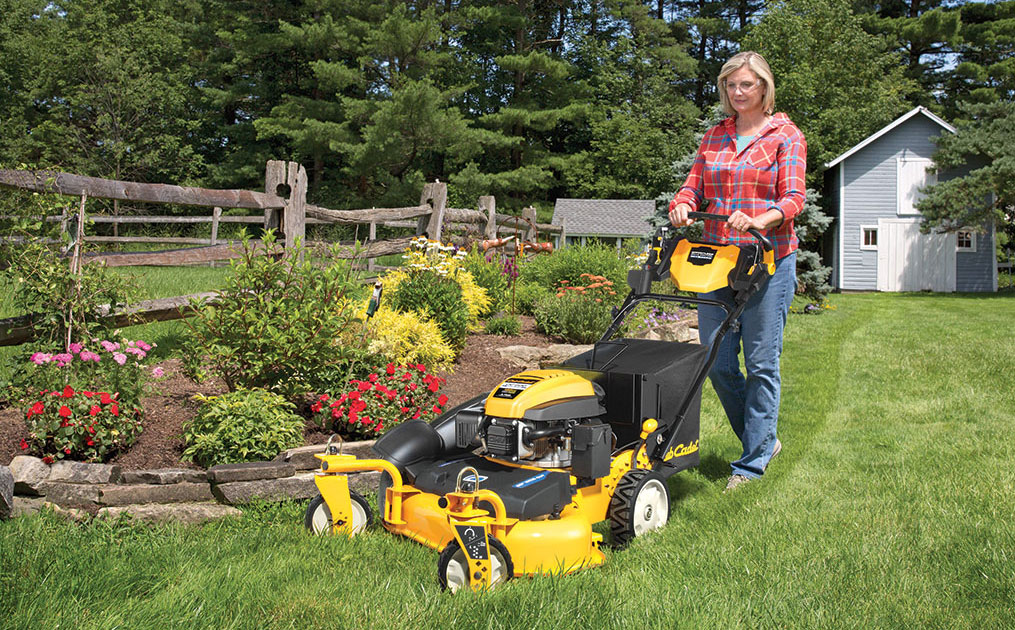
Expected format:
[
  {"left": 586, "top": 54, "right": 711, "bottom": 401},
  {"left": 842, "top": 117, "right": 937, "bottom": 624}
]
[{"left": 0, "top": 316, "right": 553, "bottom": 469}]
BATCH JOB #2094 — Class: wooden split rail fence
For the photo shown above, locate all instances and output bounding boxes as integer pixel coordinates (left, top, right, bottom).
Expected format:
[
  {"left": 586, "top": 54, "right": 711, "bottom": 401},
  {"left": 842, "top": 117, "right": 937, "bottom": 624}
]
[{"left": 0, "top": 161, "right": 563, "bottom": 346}]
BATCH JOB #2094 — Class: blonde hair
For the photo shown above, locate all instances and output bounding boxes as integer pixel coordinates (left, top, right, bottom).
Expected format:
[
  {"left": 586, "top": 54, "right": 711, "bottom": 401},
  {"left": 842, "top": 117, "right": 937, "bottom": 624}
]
[{"left": 717, "top": 51, "right": 776, "bottom": 116}]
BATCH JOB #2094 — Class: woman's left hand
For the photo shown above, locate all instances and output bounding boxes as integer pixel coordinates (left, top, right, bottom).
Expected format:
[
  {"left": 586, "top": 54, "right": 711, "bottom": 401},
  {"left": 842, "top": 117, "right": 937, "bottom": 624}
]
[{"left": 726, "top": 211, "right": 766, "bottom": 234}]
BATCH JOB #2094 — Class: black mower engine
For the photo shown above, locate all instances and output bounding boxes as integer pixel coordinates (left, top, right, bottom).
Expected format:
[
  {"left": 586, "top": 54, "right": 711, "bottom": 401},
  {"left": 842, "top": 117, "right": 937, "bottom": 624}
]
[{"left": 455, "top": 370, "right": 613, "bottom": 478}]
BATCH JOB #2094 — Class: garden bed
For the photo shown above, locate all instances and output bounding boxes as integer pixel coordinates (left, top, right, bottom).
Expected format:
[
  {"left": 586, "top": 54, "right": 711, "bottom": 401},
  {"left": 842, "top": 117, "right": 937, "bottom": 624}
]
[{"left": 0, "top": 316, "right": 551, "bottom": 468}]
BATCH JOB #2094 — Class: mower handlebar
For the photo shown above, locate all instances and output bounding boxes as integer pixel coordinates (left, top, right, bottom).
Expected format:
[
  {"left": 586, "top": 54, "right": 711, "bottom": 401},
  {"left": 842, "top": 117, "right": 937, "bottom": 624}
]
[{"left": 687, "top": 211, "right": 773, "bottom": 252}]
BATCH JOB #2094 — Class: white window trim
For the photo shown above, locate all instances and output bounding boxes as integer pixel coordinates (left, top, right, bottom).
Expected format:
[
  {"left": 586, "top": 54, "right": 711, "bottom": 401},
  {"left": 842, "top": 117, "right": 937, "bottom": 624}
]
[
  {"left": 956, "top": 229, "right": 977, "bottom": 253},
  {"left": 897, "top": 157, "right": 936, "bottom": 216},
  {"left": 859, "top": 225, "right": 879, "bottom": 251}
]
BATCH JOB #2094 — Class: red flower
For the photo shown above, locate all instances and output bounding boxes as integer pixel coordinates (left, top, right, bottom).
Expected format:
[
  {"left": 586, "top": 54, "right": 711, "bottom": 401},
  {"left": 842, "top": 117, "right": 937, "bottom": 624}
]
[
  {"left": 64, "top": 448, "right": 71, "bottom": 455},
  {"left": 387, "top": 392, "right": 397, "bottom": 401},
  {"left": 407, "top": 383, "right": 417, "bottom": 391},
  {"left": 386, "top": 363, "right": 395, "bottom": 375},
  {"left": 42, "top": 456, "right": 54, "bottom": 464},
  {"left": 368, "top": 373, "right": 379, "bottom": 383},
  {"left": 89, "top": 405, "right": 100, "bottom": 417},
  {"left": 416, "top": 364, "right": 425, "bottom": 372},
  {"left": 348, "top": 391, "right": 361, "bottom": 400},
  {"left": 62, "top": 385, "right": 74, "bottom": 398},
  {"left": 348, "top": 412, "right": 358, "bottom": 423},
  {"left": 331, "top": 407, "right": 343, "bottom": 420},
  {"left": 401, "top": 373, "right": 411, "bottom": 381},
  {"left": 438, "top": 394, "right": 449, "bottom": 406},
  {"left": 357, "top": 381, "right": 371, "bottom": 392},
  {"left": 86, "top": 439, "right": 94, "bottom": 446},
  {"left": 431, "top": 405, "right": 441, "bottom": 414},
  {"left": 412, "top": 411, "right": 421, "bottom": 420},
  {"left": 87, "top": 424, "right": 95, "bottom": 434},
  {"left": 110, "top": 404, "right": 119, "bottom": 417},
  {"left": 320, "top": 394, "right": 330, "bottom": 401},
  {"left": 351, "top": 400, "right": 367, "bottom": 413},
  {"left": 58, "top": 405, "right": 72, "bottom": 418},
  {"left": 19, "top": 439, "right": 28, "bottom": 450},
  {"left": 100, "top": 392, "right": 113, "bottom": 405},
  {"left": 400, "top": 406, "right": 410, "bottom": 413},
  {"left": 82, "top": 390, "right": 95, "bottom": 398},
  {"left": 310, "top": 402, "right": 322, "bottom": 413},
  {"left": 428, "top": 380, "right": 440, "bottom": 392},
  {"left": 29, "top": 401, "right": 44, "bottom": 416}
]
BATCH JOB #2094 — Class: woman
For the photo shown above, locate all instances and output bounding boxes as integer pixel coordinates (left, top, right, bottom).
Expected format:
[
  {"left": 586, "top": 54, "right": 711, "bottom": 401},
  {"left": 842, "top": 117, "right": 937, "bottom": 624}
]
[{"left": 668, "top": 51, "right": 806, "bottom": 492}]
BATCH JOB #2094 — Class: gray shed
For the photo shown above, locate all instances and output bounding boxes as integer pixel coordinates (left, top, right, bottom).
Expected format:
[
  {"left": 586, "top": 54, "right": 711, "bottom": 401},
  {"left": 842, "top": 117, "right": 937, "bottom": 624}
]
[
  {"left": 824, "top": 106, "right": 997, "bottom": 292},
  {"left": 551, "top": 199, "right": 655, "bottom": 250}
]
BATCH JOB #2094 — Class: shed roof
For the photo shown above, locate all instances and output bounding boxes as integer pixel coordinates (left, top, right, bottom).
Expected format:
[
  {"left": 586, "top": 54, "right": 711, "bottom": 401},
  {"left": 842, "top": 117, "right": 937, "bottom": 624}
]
[
  {"left": 552, "top": 199, "right": 655, "bottom": 237},
  {"left": 825, "top": 106, "right": 955, "bottom": 169}
]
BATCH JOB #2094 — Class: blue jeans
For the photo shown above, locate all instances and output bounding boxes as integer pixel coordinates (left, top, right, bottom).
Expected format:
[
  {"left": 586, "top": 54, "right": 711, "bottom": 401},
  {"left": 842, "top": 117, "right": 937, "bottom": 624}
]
[{"left": 697, "top": 251, "right": 796, "bottom": 479}]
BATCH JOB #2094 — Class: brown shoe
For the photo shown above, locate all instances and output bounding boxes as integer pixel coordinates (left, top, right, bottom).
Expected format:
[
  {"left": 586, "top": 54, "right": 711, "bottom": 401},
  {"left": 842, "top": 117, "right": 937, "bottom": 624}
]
[
  {"left": 724, "top": 474, "right": 751, "bottom": 493},
  {"left": 766, "top": 439, "right": 782, "bottom": 471}
]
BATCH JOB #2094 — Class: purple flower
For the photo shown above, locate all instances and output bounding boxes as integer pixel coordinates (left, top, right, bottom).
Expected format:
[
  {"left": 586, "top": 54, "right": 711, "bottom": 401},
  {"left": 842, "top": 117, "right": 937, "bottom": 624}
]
[
  {"left": 112, "top": 352, "right": 127, "bottom": 366},
  {"left": 69, "top": 342, "right": 84, "bottom": 354}
]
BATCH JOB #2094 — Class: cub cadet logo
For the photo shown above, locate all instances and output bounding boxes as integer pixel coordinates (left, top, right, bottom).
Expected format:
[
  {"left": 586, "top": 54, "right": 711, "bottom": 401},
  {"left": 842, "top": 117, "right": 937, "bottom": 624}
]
[{"left": 664, "top": 440, "right": 699, "bottom": 461}]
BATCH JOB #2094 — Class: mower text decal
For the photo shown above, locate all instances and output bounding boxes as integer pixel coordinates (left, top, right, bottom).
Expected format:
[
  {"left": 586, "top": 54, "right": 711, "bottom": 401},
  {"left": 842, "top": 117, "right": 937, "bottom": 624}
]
[
  {"left": 687, "top": 246, "right": 718, "bottom": 266},
  {"left": 512, "top": 472, "right": 548, "bottom": 489},
  {"left": 664, "top": 440, "right": 699, "bottom": 461},
  {"left": 455, "top": 525, "right": 489, "bottom": 560},
  {"left": 493, "top": 380, "right": 532, "bottom": 399}
]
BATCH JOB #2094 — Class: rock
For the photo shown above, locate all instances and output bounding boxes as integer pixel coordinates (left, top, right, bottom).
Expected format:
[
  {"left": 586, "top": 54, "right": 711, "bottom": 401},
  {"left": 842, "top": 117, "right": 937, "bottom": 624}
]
[
  {"left": 49, "top": 461, "right": 121, "bottom": 484},
  {"left": 45, "top": 502, "right": 91, "bottom": 522},
  {"left": 99, "top": 482, "right": 214, "bottom": 507},
  {"left": 631, "top": 321, "right": 699, "bottom": 343},
  {"left": 212, "top": 472, "right": 318, "bottom": 505},
  {"left": 496, "top": 344, "right": 593, "bottom": 370},
  {"left": 38, "top": 481, "right": 102, "bottom": 508},
  {"left": 1, "top": 466, "right": 13, "bottom": 520},
  {"left": 206, "top": 461, "right": 295, "bottom": 484},
  {"left": 348, "top": 470, "right": 380, "bottom": 496},
  {"left": 9, "top": 456, "right": 50, "bottom": 495},
  {"left": 98, "top": 502, "right": 242, "bottom": 525},
  {"left": 119, "top": 468, "right": 206, "bottom": 485},
  {"left": 12, "top": 496, "right": 46, "bottom": 517},
  {"left": 275, "top": 440, "right": 376, "bottom": 470}
]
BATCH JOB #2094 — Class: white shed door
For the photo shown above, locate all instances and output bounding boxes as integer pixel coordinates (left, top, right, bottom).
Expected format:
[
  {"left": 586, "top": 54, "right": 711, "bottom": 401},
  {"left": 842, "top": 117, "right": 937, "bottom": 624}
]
[{"left": 877, "top": 219, "right": 956, "bottom": 292}]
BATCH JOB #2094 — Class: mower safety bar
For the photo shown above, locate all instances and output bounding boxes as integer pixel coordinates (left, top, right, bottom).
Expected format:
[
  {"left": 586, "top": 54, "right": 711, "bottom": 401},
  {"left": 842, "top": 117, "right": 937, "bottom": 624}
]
[{"left": 687, "top": 211, "right": 774, "bottom": 252}]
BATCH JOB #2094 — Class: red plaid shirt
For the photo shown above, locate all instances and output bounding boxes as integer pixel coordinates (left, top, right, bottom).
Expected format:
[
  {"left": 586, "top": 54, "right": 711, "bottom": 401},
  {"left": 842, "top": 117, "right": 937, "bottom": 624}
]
[{"left": 673, "top": 113, "right": 807, "bottom": 260}]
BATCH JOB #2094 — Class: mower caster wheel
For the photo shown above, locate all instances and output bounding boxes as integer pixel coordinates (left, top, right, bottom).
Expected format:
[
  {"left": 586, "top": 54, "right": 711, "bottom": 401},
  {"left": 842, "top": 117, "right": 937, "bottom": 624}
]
[
  {"left": 438, "top": 536, "right": 513, "bottom": 593},
  {"left": 304, "top": 491, "right": 373, "bottom": 536},
  {"left": 608, "top": 469, "right": 670, "bottom": 546}
]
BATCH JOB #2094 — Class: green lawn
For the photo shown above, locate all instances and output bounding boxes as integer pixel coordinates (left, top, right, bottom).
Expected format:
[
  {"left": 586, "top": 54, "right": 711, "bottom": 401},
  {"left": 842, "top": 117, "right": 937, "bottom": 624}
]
[{"left": 2, "top": 292, "right": 1013, "bottom": 629}]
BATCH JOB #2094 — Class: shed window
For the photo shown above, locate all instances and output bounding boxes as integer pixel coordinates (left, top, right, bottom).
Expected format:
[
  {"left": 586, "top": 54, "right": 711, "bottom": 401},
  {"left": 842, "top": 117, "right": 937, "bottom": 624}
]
[
  {"left": 860, "top": 226, "right": 878, "bottom": 251},
  {"left": 956, "top": 230, "right": 976, "bottom": 252},
  {"left": 897, "top": 157, "right": 936, "bottom": 215}
]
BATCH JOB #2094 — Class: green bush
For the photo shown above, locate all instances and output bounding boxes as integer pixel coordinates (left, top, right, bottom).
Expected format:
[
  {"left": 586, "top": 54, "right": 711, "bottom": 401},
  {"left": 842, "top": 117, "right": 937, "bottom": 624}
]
[
  {"left": 533, "top": 277, "right": 618, "bottom": 344},
  {"left": 390, "top": 271, "right": 470, "bottom": 353},
  {"left": 462, "top": 249, "right": 510, "bottom": 316},
  {"left": 516, "top": 244, "right": 628, "bottom": 312},
  {"left": 181, "top": 232, "right": 368, "bottom": 399},
  {"left": 485, "top": 314, "right": 522, "bottom": 336},
  {"left": 182, "top": 389, "right": 304, "bottom": 468},
  {"left": 511, "top": 280, "right": 551, "bottom": 316}
]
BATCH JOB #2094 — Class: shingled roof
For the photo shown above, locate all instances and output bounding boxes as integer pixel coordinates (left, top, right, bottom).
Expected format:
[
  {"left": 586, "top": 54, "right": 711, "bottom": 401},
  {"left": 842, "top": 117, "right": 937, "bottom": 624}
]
[{"left": 552, "top": 199, "right": 655, "bottom": 237}]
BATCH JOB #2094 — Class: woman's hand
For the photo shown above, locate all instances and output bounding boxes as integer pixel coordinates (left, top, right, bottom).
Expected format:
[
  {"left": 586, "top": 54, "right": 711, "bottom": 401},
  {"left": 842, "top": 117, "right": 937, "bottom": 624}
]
[
  {"left": 668, "top": 200, "right": 694, "bottom": 227},
  {"left": 727, "top": 210, "right": 766, "bottom": 233}
]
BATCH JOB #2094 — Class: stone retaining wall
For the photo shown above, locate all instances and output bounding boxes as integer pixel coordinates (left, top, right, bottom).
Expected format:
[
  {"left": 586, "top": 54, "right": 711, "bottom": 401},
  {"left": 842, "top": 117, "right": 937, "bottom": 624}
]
[{"left": 0, "top": 440, "right": 378, "bottom": 525}]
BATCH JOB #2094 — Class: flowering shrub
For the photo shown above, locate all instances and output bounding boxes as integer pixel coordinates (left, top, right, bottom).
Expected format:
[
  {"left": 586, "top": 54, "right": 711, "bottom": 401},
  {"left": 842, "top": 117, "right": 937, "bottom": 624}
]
[
  {"left": 21, "top": 386, "right": 142, "bottom": 463},
  {"left": 516, "top": 243, "right": 629, "bottom": 313},
  {"left": 401, "top": 236, "right": 467, "bottom": 275},
  {"left": 182, "top": 389, "right": 304, "bottom": 467},
  {"left": 365, "top": 308, "right": 456, "bottom": 372},
  {"left": 534, "top": 274, "right": 619, "bottom": 344},
  {"left": 19, "top": 338, "right": 162, "bottom": 416},
  {"left": 311, "top": 364, "right": 449, "bottom": 439}
]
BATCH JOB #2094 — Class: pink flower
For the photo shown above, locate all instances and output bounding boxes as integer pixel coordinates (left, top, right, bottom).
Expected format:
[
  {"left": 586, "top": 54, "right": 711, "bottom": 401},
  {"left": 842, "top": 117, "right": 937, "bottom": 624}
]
[
  {"left": 53, "top": 353, "right": 73, "bottom": 366},
  {"left": 112, "top": 352, "right": 127, "bottom": 366},
  {"left": 100, "top": 340, "right": 120, "bottom": 352},
  {"left": 126, "top": 347, "right": 146, "bottom": 358},
  {"left": 79, "top": 350, "right": 101, "bottom": 362},
  {"left": 30, "top": 353, "right": 51, "bottom": 365},
  {"left": 136, "top": 341, "right": 152, "bottom": 352},
  {"left": 69, "top": 342, "right": 84, "bottom": 354},
  {"left": 152, "top": 367, "right": 164, "bottom": 378}
]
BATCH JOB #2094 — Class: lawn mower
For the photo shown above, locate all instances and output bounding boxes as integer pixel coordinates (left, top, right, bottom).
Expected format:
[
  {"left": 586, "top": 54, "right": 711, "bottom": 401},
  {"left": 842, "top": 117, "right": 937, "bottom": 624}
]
[{"left": 305, "top": 211, "right": 775, "bottom": 592}]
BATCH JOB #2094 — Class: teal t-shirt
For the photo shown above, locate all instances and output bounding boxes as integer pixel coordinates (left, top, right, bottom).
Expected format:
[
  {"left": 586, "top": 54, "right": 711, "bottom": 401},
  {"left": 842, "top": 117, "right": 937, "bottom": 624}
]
[{"left": 736, "top": 133, "right": 754, "bottom": 154}]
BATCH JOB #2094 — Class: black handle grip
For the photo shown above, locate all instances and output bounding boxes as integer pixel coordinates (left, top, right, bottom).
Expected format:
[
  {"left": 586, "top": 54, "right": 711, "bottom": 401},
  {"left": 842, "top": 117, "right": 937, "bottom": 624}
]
[{"left": 686, "top": 211, "right": 773, "bottom": 252}]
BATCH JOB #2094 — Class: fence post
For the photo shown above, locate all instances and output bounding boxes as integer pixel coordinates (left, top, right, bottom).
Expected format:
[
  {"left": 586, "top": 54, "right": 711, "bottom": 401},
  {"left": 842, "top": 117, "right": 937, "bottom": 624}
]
[
  {"left": 367, "top": 220, "right": 377, "bottom": 272},
  {"left": 559, "top": 217, "right": 567, "bottom": 250},
  {"left": 416, "top": 181, "right": 448, "bottom": 241},
  {"left": 264, "top": 160, "right": 286, "bottom": 233},
  {"left": 210, "top": 207, "right": 221, "bottom": 245},
  {"left": 521, "top": 206, "right": 538, "bottom": 244},
  {"left": 283, "top": 161, "right": 307, "bottom": 254},
  {"left": 479, "top": 195, "right": 496, "bottom": 239}
]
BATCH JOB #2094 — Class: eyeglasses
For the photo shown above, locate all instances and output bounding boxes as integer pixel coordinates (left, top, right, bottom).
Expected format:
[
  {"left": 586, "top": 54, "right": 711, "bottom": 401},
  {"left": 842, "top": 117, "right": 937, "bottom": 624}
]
[{"left": 725, "top": 80, "right": 762, "bottom": 93}]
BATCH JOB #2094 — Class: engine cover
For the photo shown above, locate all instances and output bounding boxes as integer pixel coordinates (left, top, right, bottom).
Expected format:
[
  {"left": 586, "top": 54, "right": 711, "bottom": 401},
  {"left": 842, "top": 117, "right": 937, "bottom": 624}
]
[{"left": 485, "top": 369, "right": 601, "bottom": 420}]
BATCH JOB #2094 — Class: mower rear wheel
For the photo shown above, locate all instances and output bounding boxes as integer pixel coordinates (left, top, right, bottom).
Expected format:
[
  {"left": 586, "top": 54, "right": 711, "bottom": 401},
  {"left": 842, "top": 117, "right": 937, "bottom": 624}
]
[
  {"left": 608, "top": 469, "right": 670, "bottom": 546},
  {"left": 304, "top": 491, "right": 372, "bottom": 536},
  {"left": 438, "top": 536, "right": 513, "bottom": 593}
]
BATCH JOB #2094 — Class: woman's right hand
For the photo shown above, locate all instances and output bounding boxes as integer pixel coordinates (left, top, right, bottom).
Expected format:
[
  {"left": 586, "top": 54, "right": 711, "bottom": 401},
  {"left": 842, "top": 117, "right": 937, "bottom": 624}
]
[{"left": 668, "top": 200, "right": 694, "bottom": 227}]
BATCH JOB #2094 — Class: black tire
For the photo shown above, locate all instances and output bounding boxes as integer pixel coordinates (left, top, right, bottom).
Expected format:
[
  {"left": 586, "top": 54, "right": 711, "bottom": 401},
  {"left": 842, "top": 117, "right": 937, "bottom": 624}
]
[
  {"left": 438, "top": 536, "right": 513, "bottom": 593},
  {"left": 304, "top": 491, "right": 373, "bottom": 535},
  {"left": 608, "top": 469, "right": 670, "bottom": 547}
]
